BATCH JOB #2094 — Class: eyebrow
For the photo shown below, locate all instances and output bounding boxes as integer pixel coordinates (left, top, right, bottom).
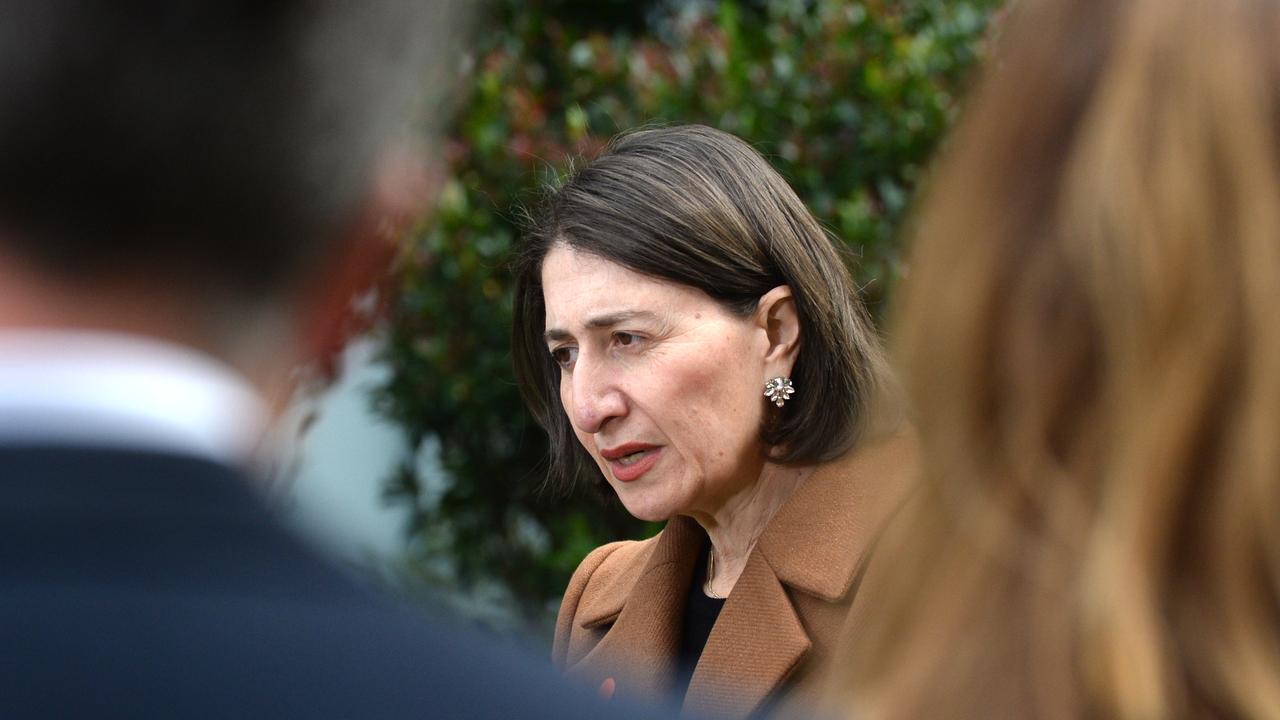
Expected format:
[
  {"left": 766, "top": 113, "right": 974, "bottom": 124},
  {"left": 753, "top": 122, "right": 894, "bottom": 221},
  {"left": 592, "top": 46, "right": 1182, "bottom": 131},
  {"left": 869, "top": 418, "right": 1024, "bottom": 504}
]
[{"left": 543, "top": 310, "right": 660, "bottom": 344}]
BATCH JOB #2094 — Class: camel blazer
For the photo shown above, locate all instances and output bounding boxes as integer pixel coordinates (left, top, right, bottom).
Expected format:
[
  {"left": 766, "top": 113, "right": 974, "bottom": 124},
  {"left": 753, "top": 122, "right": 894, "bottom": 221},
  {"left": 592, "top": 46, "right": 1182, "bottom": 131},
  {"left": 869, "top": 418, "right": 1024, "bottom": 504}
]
[{"left": 552, "top": 432, "right": 917, "bottom": 719}]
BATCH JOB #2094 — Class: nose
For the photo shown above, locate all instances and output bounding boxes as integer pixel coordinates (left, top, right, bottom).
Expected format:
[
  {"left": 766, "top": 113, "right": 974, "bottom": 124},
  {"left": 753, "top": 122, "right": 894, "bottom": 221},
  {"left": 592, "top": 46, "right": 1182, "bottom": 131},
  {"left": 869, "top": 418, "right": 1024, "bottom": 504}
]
[{"left": 565, "top": 352, "right": 626, "bottom": 435}]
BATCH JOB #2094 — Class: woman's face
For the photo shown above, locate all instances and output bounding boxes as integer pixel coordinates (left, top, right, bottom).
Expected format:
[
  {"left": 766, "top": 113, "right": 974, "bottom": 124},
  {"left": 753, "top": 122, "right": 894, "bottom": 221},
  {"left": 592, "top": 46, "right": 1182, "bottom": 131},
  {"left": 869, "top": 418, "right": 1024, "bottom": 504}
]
[{"left": 541, "top": 244, "right": 775, "bottom": 522}]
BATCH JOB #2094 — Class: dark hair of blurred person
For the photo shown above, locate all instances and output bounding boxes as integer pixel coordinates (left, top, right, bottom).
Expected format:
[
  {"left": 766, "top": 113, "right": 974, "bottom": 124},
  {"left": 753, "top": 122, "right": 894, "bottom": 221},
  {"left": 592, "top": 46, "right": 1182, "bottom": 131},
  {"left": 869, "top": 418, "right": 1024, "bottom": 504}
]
[
  {"left": 0, "top": 3, "right": 661, "bottom": 718},
  {"left": 826, "top": 0, "right": 1280, "bottom": 717},
  {"left": 513, "top": 124, "right": 914, "bottom": 718}
]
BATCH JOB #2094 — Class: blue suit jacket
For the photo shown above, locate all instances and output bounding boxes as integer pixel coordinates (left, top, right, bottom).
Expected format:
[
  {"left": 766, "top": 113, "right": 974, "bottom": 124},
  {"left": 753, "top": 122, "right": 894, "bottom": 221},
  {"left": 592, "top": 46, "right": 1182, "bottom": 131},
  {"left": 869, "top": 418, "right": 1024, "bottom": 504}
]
[{"left": 0, "top": 445, "right": 658, "bottom": 718}]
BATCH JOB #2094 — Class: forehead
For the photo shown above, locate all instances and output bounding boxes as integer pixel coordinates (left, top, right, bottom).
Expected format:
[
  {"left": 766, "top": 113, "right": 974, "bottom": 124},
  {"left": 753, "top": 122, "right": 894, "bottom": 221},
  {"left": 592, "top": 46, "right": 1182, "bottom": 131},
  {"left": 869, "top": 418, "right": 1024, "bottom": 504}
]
[{"left": 541, "top": 244, "right": 711, "bottom": 327}]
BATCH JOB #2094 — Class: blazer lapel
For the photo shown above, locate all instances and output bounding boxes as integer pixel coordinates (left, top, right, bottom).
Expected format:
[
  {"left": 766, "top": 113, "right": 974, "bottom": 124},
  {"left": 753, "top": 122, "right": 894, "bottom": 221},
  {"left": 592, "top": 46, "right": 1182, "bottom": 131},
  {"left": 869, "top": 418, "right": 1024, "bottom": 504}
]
[
  {"left": 683, "top": 552, "right": 811, "bottom": 719},
  {"left": 565, "top": 517, "right": 703, "bottom": 702}
]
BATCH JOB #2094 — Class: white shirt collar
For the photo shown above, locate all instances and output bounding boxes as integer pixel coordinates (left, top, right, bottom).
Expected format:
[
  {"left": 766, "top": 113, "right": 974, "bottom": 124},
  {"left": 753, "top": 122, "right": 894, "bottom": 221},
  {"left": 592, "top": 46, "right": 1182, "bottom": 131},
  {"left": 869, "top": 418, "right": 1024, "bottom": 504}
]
[{"left": 0, "top": 329, "right": 269, "bottom": 466}]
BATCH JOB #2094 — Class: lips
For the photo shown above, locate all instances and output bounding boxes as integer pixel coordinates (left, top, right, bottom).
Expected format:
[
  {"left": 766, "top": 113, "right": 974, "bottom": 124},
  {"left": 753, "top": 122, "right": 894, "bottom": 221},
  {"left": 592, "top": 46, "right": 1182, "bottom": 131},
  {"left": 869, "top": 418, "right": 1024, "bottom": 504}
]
[{"left": 599, "top": 442, "right": 663, "bottom": 483}]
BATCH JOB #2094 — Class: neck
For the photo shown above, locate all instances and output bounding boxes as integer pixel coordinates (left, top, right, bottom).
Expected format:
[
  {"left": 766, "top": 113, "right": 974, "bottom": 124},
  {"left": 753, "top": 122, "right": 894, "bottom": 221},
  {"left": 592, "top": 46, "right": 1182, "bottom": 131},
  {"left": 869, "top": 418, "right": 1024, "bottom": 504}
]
[
  {"left": 0, "top": 255, "right": 300, "bottom": 417},
  {"left": 689, "top": 462, "right": 814, "bottom": 598}
]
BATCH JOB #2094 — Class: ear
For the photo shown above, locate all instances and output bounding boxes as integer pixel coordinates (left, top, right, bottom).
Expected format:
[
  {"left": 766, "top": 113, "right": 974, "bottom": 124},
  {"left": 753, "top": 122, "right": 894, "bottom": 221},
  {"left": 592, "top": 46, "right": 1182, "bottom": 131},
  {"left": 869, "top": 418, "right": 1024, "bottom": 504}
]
[
  {"left": 294, "top": 143, "right": 438, "bottom": 379},
  {"left": 755, "top": 285, "right": 801, "bottom": 376}
]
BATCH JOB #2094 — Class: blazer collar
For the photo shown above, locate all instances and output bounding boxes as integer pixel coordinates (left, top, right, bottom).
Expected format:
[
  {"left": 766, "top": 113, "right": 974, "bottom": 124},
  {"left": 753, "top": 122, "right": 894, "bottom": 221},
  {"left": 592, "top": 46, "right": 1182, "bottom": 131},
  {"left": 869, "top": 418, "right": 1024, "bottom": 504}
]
[
  {"left": 755, "top": 430, "right": 919, "bottom": 601},
  {"left": 568, "top": 515, "right": 805, "bottom": 717},
  {"left": 574, "top": 515, "right": 701, "bottom": 630}
]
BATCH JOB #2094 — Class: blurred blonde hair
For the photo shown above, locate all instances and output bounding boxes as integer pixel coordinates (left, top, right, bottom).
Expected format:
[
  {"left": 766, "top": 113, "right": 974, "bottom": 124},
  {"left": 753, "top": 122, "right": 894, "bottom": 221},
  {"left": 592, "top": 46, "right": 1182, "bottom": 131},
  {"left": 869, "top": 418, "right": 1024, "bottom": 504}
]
[{"left": 830, "top": 0, "right": 1280, "bottom": 717}]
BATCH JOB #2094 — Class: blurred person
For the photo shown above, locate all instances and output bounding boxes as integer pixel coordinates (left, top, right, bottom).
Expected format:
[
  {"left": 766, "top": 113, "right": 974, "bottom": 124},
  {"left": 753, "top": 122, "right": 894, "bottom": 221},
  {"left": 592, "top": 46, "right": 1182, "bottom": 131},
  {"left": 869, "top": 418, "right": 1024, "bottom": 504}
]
[
  {"left": 824, "top": 0, "right": 1280, "bottom": 717},
  {"left": 0, "top": 3, "right": 662, "bottom": 718},
  {"left": 512, "top": 124, "right": 917, "bottom": 718}
]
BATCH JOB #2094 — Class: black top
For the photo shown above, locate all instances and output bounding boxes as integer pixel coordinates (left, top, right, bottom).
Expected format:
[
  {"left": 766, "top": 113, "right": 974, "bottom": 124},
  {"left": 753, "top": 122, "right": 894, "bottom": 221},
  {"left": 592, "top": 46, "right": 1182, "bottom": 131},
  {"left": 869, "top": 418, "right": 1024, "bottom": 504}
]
[
  {"left": 674, "top": 540, "right": 726, "bottom": 699},
  {"left": 0, "top": 444, "right": 664, "bottom": 720}
]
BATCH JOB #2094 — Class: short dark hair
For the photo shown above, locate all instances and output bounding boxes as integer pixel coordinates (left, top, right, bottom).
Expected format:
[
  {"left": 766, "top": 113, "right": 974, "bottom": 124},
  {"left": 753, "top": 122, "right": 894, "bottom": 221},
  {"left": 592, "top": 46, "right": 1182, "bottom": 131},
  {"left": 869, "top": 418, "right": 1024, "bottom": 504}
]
[
  {"left": 513, "top": 124, "right": 890, "bottom": 495},
  {"left": 0, "top": 1, "right": 453, "bottom": 303}
]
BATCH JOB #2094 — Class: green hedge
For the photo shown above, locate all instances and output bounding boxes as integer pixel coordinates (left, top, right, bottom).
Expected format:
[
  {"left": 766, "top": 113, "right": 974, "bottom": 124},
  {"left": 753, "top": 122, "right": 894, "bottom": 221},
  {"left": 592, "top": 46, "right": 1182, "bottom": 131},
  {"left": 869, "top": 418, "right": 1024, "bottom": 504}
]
[{"left": 376, "top": 0, "right": 1001, "bottom": 636}]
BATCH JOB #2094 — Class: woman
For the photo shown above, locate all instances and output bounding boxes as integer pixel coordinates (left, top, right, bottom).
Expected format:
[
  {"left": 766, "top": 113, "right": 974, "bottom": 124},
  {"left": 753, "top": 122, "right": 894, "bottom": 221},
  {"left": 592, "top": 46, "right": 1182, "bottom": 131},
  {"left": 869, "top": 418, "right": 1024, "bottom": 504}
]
[
  {"left": 827, "top": 0, "right": 1280, "bottom": 717},
  {"left": 512, "top": 125, "right": 913, "bottom": 718}
]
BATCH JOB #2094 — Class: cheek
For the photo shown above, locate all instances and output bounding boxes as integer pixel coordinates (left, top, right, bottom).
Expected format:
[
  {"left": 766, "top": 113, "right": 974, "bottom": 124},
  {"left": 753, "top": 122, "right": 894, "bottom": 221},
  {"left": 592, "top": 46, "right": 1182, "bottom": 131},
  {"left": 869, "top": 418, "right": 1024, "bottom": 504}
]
[{"left": 659, "top": 337, "right": 765, "bottom": 461}]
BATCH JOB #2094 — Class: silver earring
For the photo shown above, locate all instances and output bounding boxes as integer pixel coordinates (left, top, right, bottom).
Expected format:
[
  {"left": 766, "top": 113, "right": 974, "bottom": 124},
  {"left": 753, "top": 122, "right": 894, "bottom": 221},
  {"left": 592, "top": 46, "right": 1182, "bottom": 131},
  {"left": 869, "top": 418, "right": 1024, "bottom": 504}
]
[{"left": 763, "top": 377, "right": 795, "bottom": 408}]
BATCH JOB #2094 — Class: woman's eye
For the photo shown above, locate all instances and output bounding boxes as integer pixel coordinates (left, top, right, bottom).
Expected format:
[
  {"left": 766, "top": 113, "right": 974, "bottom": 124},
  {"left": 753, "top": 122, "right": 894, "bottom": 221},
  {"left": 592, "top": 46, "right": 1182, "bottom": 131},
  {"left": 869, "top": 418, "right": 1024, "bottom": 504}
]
[
  {"left": 614, "top": 332, "right": 639, "bottom": 347},
  {"left": 550, "top": 346, "right": 577, "bottom": 368}
]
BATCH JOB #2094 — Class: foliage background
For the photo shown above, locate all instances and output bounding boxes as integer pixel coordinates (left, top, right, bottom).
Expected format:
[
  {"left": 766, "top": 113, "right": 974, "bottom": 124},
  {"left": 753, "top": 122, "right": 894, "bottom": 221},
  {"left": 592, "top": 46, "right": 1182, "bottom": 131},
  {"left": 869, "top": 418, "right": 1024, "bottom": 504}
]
[{"left": 373, "top": 0, "right": 1001, "bottom": 638}]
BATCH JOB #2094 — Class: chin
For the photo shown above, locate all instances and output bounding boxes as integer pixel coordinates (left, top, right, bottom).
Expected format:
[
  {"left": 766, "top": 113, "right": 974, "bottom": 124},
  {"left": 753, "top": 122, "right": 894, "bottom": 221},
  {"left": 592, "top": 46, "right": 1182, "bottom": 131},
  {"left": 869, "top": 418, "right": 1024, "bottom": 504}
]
[{"left": 612, "top": 483, "right": 680, "bottom": 523}]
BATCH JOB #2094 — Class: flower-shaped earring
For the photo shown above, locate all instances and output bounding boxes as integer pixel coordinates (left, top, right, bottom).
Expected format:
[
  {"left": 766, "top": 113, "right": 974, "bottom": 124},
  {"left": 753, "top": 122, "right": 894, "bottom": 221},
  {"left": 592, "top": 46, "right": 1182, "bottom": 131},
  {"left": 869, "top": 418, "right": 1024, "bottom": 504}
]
[{"left": 763, "top": 377, "right": 795, "bottom": 408}]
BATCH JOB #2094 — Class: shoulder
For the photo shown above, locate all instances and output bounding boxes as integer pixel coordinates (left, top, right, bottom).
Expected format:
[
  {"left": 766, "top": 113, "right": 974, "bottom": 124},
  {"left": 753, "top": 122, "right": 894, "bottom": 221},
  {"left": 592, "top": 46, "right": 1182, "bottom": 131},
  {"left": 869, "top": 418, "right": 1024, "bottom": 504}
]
[
  {"left": 552, "top": 535, "right": 660, "bottom": 669},
  {"left": 568, "top": 536, "right": 658, "bottom": 599}
]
